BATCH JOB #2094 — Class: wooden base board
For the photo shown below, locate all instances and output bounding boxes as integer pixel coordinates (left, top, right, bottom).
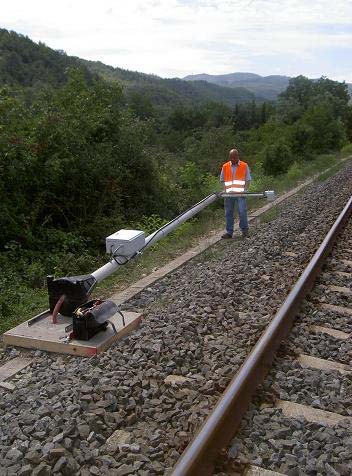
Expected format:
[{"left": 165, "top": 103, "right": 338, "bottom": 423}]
[{"left": 3, "top": 310, "right": 142, "bottom": 357}]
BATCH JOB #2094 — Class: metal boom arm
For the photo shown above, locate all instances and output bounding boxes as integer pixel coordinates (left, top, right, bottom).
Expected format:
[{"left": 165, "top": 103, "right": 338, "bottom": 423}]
[
  {"left": 47, "top": 190, "right": 275, "bottom": 315},
  {"left": 92, "top": 192, "right": 219, "bottom": 282}
]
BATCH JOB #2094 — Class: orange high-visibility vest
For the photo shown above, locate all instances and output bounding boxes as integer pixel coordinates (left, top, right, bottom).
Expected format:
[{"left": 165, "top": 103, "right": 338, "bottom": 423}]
[{"left": 222, "top": 160, "right": 248, "bottom": 193}]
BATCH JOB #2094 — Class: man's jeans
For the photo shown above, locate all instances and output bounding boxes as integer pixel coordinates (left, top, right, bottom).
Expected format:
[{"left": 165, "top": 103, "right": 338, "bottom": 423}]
[{"left": 224, "top": 197, "right": 248, "bottom": 235}]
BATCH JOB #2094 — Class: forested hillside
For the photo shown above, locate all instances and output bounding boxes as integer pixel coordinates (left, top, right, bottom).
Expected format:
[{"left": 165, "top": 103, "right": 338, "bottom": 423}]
[
  {"left": 0, "top": 29, "right": 95, "bottom": 88},
  {"left": 0, "top": 28, "right": 254, "bottom": 108},
  {"left": 1, "top": 27, "right": 352, "bottom": 329}
]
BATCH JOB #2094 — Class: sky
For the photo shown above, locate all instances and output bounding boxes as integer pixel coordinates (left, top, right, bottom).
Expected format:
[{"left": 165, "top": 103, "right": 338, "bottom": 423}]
[{"left": 1, "top": 0, "right": 352, "bottom": 82}]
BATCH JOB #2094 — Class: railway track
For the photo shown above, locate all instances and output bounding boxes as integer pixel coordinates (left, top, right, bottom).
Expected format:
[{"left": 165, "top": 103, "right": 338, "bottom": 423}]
[
  {"left": 173, "top": 197, "right": 352, "bottom": 476},
  {"left": 0, "top": 163, "right": 351, "bottom": 475}
]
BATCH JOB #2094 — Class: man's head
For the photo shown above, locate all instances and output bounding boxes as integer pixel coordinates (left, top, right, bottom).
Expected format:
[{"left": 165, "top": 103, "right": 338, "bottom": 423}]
[{"left": 229, "top": 148, "right": 239, "bottom": 165}]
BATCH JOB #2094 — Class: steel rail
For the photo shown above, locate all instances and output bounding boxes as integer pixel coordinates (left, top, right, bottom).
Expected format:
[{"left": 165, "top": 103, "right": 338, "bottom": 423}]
[{"left": 172, "top": 195, "right": 352, "bottom": 476}]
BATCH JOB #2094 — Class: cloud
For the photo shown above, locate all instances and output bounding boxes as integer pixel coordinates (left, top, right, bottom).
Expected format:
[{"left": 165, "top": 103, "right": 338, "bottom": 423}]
[{"left": 1, "top": 0, "right": 352, "bottom": 81}]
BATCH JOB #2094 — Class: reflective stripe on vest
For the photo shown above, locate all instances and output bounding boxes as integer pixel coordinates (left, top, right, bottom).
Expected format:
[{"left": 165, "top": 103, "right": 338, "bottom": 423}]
[{"left": 222, "top": 160, "right": 247, "bottom": 193}]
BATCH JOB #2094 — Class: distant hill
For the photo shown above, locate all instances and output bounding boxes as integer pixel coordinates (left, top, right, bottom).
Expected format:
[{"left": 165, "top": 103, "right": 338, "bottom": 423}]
[
  {"left": 80, "top": 60, "right": 255, "bottom": 107},
  {"left": 184, "top": 72, "right": 352, "bottom": 101},
  {"left": 183, "top": 72, "right": 291, "bottom": 101},
  {"left": 0, "top": 28, "right": 255, "bottom": 108}
]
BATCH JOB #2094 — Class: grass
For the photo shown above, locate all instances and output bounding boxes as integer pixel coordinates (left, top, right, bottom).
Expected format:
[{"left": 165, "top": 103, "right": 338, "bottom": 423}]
[
  {"left": 314, "top": 156, "right": 351, "bottom": 182},
  {"left": 1, "top": 151, "right": 351, "bottom": 335},
  {"left": 250, "top": 152, "right": 351, "bottom": 196}
]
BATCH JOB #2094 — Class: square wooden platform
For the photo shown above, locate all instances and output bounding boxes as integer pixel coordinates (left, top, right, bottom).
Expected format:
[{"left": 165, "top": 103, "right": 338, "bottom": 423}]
[{"left": 3, "top": 310, "right": 142, "bottom": 357}]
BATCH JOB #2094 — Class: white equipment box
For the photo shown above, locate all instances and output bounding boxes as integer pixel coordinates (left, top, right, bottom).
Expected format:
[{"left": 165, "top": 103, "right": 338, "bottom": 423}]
[
  {"left": 265, "top": 190, "right": 275, "bottom": 202},
  {"left": 106, "top": 229, "right": 145, "bottom": 256}
]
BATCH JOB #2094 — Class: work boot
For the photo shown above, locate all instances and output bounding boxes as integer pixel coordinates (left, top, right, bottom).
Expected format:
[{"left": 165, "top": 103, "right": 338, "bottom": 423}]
[
  {"left": 242, "top": 230, "right": 249, "bottom": 238},
  {"left": 221, "top": 233, "right": 233, "bottom": 239}
]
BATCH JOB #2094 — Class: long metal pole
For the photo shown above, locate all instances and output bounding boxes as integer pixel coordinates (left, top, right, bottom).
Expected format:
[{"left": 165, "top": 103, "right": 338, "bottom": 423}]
[
  {"left": 221, "top": 192, "right": 265, "bottom": 199},
  {"left": 144, "top": 193, "right": 219, "bottom": 247},
  {"left": 92, "top": 193, "right": 219, "bottom": 282},
  {"left": 92, "top": 190, "right": 274, "bottom": 283},
  {"left": 171, "top": 195, "right": 352, "bottom": 476}
]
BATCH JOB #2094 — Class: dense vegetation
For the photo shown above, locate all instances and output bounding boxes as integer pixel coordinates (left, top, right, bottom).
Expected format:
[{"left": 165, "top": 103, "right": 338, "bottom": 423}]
[{"left": 0, "top": 28, "right": 352, "bottom": 330}]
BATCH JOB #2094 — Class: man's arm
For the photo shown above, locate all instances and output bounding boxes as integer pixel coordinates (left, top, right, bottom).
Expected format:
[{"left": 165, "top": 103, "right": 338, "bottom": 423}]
[
  {"left": 220, "top": 166, "right": 226, "bottom": 191},
  {"left": 245, "top": 165, "right": 252, "bottom": 192}
]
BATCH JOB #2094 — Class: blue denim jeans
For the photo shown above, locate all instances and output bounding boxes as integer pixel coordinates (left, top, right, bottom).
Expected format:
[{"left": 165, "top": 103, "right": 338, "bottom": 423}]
[{"left": 224, "top": 197, "right": 248, "bottom": 235}]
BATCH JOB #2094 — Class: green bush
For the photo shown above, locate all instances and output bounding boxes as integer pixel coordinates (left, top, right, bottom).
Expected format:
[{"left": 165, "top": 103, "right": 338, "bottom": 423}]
[
  {"left": 0, "top": 71, "right": 163, "bottom": 252},
  {"left": 134, "top": 214, "right": 169, "bottom": 235},
  {"left": 285, "top": 162, "right": 302, "bottom": 182},
  {"left": 299, "top": 104, "right": 346, "bottom": 154},
  {"left": 261, "top": 141, "right": 294, "bottom": 176},
  {"left": 341, "top": 143, "right": 352, "bottom": 156}
]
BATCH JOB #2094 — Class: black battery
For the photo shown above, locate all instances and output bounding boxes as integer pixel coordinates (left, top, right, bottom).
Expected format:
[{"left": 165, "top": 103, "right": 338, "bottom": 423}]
[{"left": 73, "top": 299, "right": 118, "bottom": 340}]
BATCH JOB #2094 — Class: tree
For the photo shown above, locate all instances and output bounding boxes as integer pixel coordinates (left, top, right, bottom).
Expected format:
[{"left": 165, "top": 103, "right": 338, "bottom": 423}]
[
  {"left": 299, "top": 103, "right": 346, "bottom": 154},
  {"left": 128, "top": 91, "right": 154, "bottom": 119},
  {"left": 314, "top": 76, "right": 350, "bottom": 120},
  {"left": 261, "top": 140, "right": 294, "bottom": 176},
  {"left": 277, "top": 75, "right": 350, "bottom": 126},
  {"left": 279, "top": 75, "right": 313, "bottom": 108},
  {"left": 346, "top": 106, "right": 352, "bottom": 142}
]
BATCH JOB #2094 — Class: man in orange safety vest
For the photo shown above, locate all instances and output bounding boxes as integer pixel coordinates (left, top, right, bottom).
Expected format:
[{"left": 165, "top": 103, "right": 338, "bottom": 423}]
[{"left": 220, "top": 148, "right": 251, "bottom": 238}]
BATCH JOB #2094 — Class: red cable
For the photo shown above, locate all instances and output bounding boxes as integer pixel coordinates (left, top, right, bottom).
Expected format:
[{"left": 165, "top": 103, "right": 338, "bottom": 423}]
[{"left": 52, "top": 294, "right": 66, "bottom": 324}]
